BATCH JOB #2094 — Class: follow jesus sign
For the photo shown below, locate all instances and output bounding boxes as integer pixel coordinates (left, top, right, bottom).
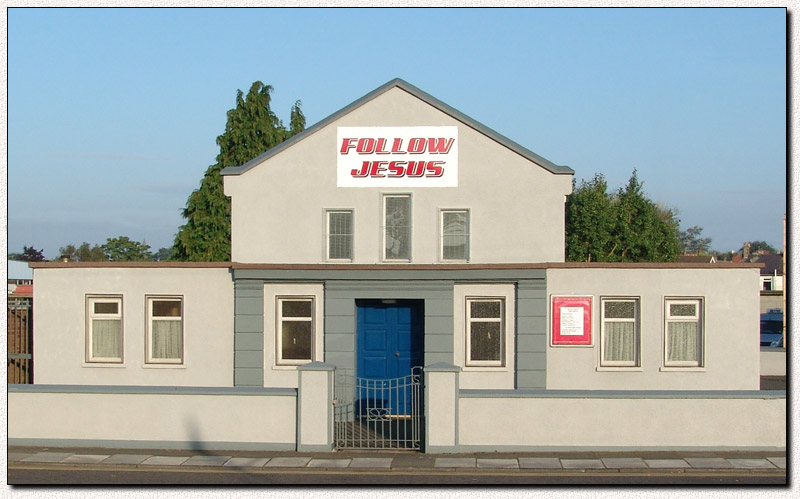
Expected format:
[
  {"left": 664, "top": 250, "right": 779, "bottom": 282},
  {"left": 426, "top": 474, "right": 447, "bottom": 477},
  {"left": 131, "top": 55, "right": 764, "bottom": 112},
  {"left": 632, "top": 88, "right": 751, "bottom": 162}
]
[{"left": 337, "top": 126, "right": 458, "bottom": 187}]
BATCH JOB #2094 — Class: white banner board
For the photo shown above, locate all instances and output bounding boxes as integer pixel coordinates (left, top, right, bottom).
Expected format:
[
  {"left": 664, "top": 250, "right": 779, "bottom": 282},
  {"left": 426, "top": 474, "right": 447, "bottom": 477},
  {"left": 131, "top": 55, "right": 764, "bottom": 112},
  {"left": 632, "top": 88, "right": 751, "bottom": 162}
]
[{"left": 337, "top": 126, "right": 458, "bottom": 187}]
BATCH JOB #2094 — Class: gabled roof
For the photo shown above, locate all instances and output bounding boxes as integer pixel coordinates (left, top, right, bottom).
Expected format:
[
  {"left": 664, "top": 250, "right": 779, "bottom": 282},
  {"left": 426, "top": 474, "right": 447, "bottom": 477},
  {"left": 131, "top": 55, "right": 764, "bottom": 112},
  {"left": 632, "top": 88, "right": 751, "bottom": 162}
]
[
  {"left": 221, "top": 78, "right": 574, "bottom": 176},
  {"left": 750, "top": 253, "right": 783, "bottom": 276}
]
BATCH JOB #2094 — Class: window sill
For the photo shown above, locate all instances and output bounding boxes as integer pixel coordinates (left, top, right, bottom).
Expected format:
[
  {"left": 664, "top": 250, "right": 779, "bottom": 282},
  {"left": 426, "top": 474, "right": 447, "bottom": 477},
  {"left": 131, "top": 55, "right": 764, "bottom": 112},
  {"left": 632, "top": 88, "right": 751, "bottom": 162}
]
[
  {"left": 659, "top": 366, "right": 706, "bottom": 372},
  {"left": 596, "top": 366, "right": 643, "bottom": 372},
  {"left": 82, "top": 362, "right": 125, "bottom": 368},
  {"left": 462, "top": 365, "right": 507, "bottom": 371},
  {"left": 142, "top": 363, "right": 186, "bottom": 369}
]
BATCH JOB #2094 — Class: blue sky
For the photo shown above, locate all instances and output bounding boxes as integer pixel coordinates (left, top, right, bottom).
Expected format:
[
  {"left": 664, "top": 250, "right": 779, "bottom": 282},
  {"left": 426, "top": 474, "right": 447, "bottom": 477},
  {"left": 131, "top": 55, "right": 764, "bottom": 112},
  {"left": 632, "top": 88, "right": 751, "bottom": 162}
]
[{"left": 7, "top": 7, "right": 787, "bottom": 258}]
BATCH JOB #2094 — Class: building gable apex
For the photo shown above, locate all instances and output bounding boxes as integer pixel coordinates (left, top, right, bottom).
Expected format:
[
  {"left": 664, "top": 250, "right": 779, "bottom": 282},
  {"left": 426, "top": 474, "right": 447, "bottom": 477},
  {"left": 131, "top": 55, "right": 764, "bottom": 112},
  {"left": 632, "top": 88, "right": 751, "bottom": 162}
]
[{"left": 220, "top": 78, "right": 574, "bottom": 176}]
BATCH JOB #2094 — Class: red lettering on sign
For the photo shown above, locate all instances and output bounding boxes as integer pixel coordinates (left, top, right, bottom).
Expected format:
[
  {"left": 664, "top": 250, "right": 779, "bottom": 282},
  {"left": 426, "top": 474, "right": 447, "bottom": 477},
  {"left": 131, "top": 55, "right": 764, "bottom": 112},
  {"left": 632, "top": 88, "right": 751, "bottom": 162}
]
[
  {"left": 351, "top": 161, "right": 371, "bottom": 177},
  {"left": 426, "top": 161, "right": 444, "bottom": 177},
  {"left": 370, "top": 161, "right": 388, "bottom": 177},
  {"left": 356, "top": 138, "right": 376, "bottom": 154},
  {"left": 375, "top": 138, "right": 390, "bottom": 154},
  {"left": 388, "top": 161, "right": 405, "bottom": 177},
  {"left": 407, "top": 138, "right": 426, "bottom": 154},
  {"left": 427, "top": 138, "right": 454, "bottom": 154},
  {"left": 391, "top": 138, "right": 406, "bottom": 154},
  {"left": 340, "top": 138, "right": 357, "bottom": 154}
]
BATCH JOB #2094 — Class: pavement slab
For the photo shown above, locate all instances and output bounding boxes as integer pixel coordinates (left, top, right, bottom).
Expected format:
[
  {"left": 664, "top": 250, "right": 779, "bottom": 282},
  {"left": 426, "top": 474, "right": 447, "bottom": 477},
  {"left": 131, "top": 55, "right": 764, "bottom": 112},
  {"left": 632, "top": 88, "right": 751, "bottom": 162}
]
[
  {"left": 264, "top": 456, "right": 312, "bottom": 467},
  {"left": 518, "top": 457, "right": 562, "bottom": 469},
  {"left": 102, "top": 454, "right": 152, "bottom": 465},
  {"left": 435, "top": 457, "right": 476, "bottom": 468},
  {"left": 684, "top": 457, "right": 734, "bottom": 469},
  {"left": 141, "top": 456, "right": 190, "bottom": 466},
  {"left": 307, "top": 458, "right": 351, "bottom": 468},
  {"left": 767, "top": 457, "right": 786, "bottom": 469},
  {"left": 21, "top": 452, "right": 74, "bottom": 463},
  {"left": 645, "top": 459, "right": 690, "bottom": 469},
  {"left": 182, "top": 455, "right": 232, "bottom": 466},
  {"left": 477, "top": 458, "right": 519, "bottom": 469},
  {"left": 8, "top": 453, "right": 35, "bottom": 462},
  {"left": 560, "top": 459, "right": 605, "bottom": 469},
  {"left": 601, "top": 457, "right": 647, "bottom": 469},
  {"left": 61, "top": 454, "right": 111, "bottom": 464},
  {"left": 349, "top": 457, "right": 393, "bottom": 468},
  {"left": 728, "top": 459, "right": 776, "bottom": 469},
  {"left": 224, "top": 457, "right": 270, "bottom": 468}
]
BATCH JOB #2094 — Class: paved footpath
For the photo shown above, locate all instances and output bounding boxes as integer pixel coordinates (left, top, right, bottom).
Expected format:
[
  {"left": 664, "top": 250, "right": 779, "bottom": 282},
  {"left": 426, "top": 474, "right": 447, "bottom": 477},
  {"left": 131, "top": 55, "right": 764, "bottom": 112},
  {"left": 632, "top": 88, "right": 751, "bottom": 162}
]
[{"left": 8, "top": 447, "right": 786, "bottom": 473}]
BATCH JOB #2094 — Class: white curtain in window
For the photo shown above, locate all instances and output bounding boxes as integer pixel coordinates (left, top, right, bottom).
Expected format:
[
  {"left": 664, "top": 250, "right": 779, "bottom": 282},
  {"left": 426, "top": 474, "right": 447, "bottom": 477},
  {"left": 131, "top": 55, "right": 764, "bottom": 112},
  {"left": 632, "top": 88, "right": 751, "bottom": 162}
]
[
  {"left": 92, "top": 319, "right": 121, "bottom": 359},
  {"left": 604, "top": 321, "right": 634, "bottom": 362},
  {"left": 152, "top": 320, "right": 181, "bottom": 360},
  {"left": 667, "top": 322, "right": 698, "bottom": 363}
]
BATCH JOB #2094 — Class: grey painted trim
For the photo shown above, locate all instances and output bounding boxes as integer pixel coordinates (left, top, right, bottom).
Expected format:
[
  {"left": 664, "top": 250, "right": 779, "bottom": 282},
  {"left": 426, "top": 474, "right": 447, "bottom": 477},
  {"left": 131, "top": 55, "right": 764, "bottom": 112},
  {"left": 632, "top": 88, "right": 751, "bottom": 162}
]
[
  {"left": 455, "top": 445, "right": 787, "bottom": 453},
  {"left": 233, "top": 268, "right": 547, "bottom": 282},
  {"left": 8, "top": 438, "right": 296, "bottom": 452},
  {"left": 8, "top": 384, "right": 296, "bottom": 396},
  {"left": 459, "top": 389, "right": 787, "bottom": 399},
  {"left": 424, "top": 362, "right": 461, "bottom": 372},
  {"left": 220, "top": 78, "right": 574, "bottom": 177},
  {"left": 297, "top": 361, "right": 336, "bottom": 371}
]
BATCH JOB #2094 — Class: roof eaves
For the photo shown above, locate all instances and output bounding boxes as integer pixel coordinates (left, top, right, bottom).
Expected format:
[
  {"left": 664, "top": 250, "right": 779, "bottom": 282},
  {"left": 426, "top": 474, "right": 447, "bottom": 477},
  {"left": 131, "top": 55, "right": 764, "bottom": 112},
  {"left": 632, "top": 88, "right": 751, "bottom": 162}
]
[{"left": 221, "top": 78, "right": 574, "bottom": 176}]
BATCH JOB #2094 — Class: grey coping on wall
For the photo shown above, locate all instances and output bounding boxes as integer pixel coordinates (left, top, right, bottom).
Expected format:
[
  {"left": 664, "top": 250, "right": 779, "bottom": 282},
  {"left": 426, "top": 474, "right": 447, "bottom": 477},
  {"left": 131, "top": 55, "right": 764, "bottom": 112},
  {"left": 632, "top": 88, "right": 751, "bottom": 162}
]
[
  {"left": 459, "top": 389, "right": 786, "bottom": 399},
  {"left": 220, "top": 78, "right": 574, "bottom": 177},
  {"left": 8, "top": 384, "right": 296, "bottom": 396}
]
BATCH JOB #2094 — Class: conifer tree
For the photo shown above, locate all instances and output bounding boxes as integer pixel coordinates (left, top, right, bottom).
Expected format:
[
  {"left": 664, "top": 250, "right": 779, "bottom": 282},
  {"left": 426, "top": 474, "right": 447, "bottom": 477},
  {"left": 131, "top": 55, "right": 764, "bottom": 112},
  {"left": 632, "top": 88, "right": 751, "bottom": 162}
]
[{"left": 173, "top": 82, "right": 305, "bottom": 261}]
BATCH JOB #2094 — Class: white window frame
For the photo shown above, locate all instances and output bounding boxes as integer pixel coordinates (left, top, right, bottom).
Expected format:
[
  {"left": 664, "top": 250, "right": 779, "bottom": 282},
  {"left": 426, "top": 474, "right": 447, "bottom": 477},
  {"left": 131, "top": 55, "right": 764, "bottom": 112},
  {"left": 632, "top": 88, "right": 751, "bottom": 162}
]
[
  {"left": 440, "top": 209, "right": 470, "bottom": 262},
  {"left": 145, "top": 295, "right": 184, "bottom": 365},
  {"left": 465, "top": 297, "right": 505, "bottom": 367},
  {"left": 663, "top": 297, "right": 704, "bottom": 368},
  {"left": 382, "top": 193, "right": 412, "bottom": 262},
  {"left": 325, "top": 209, "right": 354, "bottom": 261},
  {"left": 86, "top": 295, "right": 123, "bottom": 363},
  {"left": 599, "top": 297, "right": 640, "bottom": 368},
  {"left": 276, "top": 296, "right": 315, "bottom": 366}
]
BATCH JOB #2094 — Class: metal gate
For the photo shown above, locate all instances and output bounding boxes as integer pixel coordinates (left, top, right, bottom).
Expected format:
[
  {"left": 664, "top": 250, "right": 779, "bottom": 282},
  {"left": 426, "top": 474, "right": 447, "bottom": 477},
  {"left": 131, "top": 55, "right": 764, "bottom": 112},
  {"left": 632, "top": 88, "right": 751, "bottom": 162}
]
[
  {"left": 334, "top": 367, "right": 422, "bottom": 450},
  {"left": 8, "top": 296, "right": 33, "bottom": 384}
]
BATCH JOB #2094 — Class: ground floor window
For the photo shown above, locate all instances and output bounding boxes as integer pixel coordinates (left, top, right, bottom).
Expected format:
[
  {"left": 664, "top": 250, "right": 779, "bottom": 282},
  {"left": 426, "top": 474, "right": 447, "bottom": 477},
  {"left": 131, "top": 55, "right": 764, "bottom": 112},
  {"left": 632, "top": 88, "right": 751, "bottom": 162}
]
[
  {"left": 600, "top": 297, "right": 639, "bottom": 367},
  {"left": 146, "top": 296, "right": 183, "bottom": 364},
  {"left": 86, "top": 295, "right": 123, "bottom": 363},
  {"left": 277, "top": 297, "right": 314, "bottom": 365},
  {"left": 664, "top": 298, "right": 703, "bottom": 367},
  {"left": 465, "top": 297, "right": 504, "bottom": 366}
]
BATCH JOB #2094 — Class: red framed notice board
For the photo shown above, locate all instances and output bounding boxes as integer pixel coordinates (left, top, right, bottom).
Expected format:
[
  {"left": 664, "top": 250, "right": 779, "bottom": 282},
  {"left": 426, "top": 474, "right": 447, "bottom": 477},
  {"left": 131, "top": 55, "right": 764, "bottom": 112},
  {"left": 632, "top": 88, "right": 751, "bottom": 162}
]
[{"left": 551, "top": 295, "right": 593, "bottom": 346}]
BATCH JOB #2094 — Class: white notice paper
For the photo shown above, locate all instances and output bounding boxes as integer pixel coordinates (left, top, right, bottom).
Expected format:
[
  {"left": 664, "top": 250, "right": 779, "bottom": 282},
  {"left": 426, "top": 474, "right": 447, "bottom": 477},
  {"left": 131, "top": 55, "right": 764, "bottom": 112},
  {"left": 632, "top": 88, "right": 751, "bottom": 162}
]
[{"left": 560, "top": 306, "right": 584, "bottom": 336}]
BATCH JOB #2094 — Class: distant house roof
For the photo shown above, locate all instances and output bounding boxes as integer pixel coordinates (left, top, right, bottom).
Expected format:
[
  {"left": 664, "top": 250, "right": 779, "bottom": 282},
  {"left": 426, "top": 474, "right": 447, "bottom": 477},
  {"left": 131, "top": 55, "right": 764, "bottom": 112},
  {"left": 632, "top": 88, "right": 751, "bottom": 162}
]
[
  {"left": 7, "top": 260, "right": 33, "bottom": 281},
  {"left": 12, "top": 284, "right": 33, "bottom": 296},
  {"left": 221, "top": 78, "right": 575, "bottom": 177},
  {"left": 678, "top": 255, "right": 716, "bottom": 264},
  {"left": 749, "top": 253, "right": 783, "bottom": 276}
]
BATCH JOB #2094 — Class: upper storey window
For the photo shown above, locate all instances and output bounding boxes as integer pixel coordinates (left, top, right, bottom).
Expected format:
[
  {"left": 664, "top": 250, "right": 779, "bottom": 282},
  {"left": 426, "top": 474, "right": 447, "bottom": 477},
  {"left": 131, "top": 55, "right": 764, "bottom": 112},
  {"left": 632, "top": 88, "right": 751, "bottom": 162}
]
[{"left": 383, "top": 194, "right": 411, "bottom": 261}]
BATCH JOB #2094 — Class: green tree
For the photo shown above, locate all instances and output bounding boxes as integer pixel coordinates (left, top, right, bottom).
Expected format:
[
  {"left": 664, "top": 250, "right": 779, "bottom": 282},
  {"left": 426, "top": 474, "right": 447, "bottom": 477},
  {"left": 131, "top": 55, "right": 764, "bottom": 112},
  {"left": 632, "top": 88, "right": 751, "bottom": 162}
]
[
  {"left": 565, "top": 174, "right": 614, "bottom": 262},
  {"left": 101, "top": 236, "right": 153, "bottom": 261},
  {"left": 59, "top": 242, "right": 108, "bottom": 262},
  {"left": 745, "top": 240, "right": 777, "bottom": 254},
  {"left": 9, "top": 246, "right": 46, "bottom": 262},
  {"left": 565, "top": 170, "right": 681, "bottom": 262},
  {"left": 172, "top": 82, "right": 306, "bottom": 261},
  {"left": 153, "top": 247, "right": 173, "bottom": 262},
  {"left": 679, "top": 226, "right": 712, "bottom": 255}
]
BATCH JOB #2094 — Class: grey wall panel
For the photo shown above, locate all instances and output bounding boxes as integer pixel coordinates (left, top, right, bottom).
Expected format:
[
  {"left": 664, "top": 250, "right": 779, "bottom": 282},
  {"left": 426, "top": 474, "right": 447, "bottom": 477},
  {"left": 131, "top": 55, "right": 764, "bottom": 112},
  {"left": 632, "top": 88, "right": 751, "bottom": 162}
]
[
  {"left": 234, "top": 351, "right": 264, "bottom": 369},
  {"left": 234, "top": 280, "right": 264, "bottom": 386},
  {"left": 234, "top": 333, "right": 264, "bottom": 351},
  {"left": 325, "top": 332, "right": 355, "bottom": 352},
  {"left": 324, "top": 315, "right": 355, "bottom": 334},
  {"left": 515, "top": 279, "right": 547, "bottom": 389},
  {"left": 234, "top": 367, "right": 263, "bottom": 387},
  {"left": 515, "top": 370, "right": 547, "bottom": 389}
]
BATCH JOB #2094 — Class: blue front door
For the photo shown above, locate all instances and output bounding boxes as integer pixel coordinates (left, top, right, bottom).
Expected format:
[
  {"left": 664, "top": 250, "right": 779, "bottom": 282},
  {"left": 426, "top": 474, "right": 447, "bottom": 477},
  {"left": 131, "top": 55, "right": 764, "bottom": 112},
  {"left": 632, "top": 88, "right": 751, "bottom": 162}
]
[{"left": 356, "top": 300, "right": 424, "bottom": 415}]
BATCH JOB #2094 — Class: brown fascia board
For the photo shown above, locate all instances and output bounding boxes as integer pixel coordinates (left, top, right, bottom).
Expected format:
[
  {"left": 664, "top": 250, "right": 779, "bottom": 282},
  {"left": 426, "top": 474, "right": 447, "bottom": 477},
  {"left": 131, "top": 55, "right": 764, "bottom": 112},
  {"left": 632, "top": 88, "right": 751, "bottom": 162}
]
[
  {"left": 229, "top": 262, "right": 764, "bottom": 270},
  {"left": 28, "top": 262, "right": 232, "bottom": 269},
  {"left": 29, "top": 261, "right": 763, "bottom": 270},
  {"left": 220, "top": 78, "right": 575, "bottom": 177}
]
